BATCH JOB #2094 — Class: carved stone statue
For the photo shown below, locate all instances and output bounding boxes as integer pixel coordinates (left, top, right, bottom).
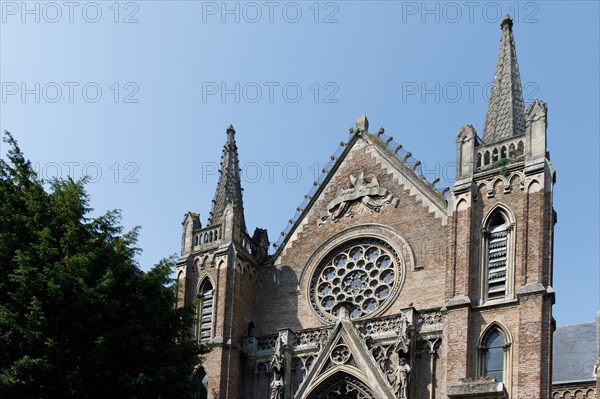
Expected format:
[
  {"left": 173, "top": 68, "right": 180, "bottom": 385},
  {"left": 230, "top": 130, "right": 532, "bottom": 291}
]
[
  {"left": 393, "top": 358, "right": 411, "bottom": 399},
  {"left": 269, "top": 372, "right": 284, "bottom": 399},
  {"left": 268, "top": 335, "right": 286, "bottom": 398}
]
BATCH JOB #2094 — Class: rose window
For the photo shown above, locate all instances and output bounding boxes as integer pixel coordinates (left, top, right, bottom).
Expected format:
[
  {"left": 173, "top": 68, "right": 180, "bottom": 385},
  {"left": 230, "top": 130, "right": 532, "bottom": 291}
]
[{"left": 309, "top": 238, "right": 403, "bottom": 321}]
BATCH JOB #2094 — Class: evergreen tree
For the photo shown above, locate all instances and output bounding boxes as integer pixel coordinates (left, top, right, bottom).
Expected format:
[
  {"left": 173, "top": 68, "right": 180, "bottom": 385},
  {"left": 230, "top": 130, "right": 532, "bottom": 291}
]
[{"left": 0, "top": 132, "right": 207, "bottom": 398}]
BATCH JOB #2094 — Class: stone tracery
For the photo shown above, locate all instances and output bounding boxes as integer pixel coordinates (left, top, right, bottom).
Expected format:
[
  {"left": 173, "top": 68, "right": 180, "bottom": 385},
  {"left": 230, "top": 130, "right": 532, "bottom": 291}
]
[{"left": 309, "top": 238, "right": 403, "bottom": 321}]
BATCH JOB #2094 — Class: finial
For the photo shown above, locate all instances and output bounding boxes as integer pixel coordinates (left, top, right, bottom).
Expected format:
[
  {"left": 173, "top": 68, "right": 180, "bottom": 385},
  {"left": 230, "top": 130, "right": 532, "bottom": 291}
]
[
  {"left": 356, "top": 114, "right": 369, "bottom": 132},
  {"left": 501, "top": 13, "right": 513, "bottom": 31},
  {"left": 226, "top": 124, "right": 235, "bottom": 141}
]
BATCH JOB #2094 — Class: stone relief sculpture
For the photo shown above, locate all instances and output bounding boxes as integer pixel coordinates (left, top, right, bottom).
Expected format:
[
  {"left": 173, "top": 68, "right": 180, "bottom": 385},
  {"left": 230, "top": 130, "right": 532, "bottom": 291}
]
[{"left": 319, "top": 171, "right": 399, "bottom": 225}]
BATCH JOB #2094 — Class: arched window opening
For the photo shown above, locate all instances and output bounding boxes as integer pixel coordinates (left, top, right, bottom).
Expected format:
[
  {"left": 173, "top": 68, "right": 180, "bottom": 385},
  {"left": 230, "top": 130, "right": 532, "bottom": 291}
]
[
  {"left": 483, "top": 330, "right": 505, "bottom": 383},
  {"left": 196, "top": 279, "right": 214, "bottom": 343},
  {"left": 193, "top": 368, "right": 208, "bottom": 399},
  {"left": 487, "top": 212, "right": 509, "bottom": 299},
  {"left": 176, "top": 271, "right": 185, "bottom": 307},
  {"left": 517, "top": 141, "right": 524, "bottom": 156},
  {"left": 478, "top": 324, "right": 512, "bottom": 393},
  {"left": 306, "top": 372, "right": 376, "bottom": 399}
]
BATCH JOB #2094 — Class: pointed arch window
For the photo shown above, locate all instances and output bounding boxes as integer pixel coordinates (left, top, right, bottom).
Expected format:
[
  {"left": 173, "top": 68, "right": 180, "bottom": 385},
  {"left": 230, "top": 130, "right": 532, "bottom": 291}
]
[
  {"left": 196, "top": 279, "right": 214, "bottom": 343},
  {"left": 478, "top": 324, "right": 512, "bottom": 391},
  {"left": 483, "top": 330, "right": 504, "bottom": 382},
  {"left": 481, "top": 207, "right": 515, "bottom": 303},
  {"left": 193, "top": 368, "right": 208, "bottom": 399}
]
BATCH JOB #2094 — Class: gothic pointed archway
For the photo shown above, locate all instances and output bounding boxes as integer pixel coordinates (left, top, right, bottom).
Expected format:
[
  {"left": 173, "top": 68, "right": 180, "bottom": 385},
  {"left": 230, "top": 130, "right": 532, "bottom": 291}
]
[{"left": 306, "top": 372, "right": 376, "bottom": 399}]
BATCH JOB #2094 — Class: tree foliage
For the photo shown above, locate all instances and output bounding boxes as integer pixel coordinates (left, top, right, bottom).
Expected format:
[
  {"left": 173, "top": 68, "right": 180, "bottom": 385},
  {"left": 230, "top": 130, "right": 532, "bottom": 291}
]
[{"left": 0, "top": 132, "right": 206, "bottom": 398}]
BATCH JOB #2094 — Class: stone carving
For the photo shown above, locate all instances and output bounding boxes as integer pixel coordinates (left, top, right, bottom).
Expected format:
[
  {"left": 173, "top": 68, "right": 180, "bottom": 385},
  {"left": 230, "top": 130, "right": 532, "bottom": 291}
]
[
  {"left": 309, "top": 237, "right": 402, "bottom": 321},
  {"left": 417, "top": 310, "right": 442, "bottom": 329},
  {"left": 364, "top": 313, "right": 412, "bottom": 396},
  {"left": 330, "top": 344, "right": 351, "bottom": 365},
  {"left": 393, "top": 313, "right": 410, "bottom": 354},
  {"left": 297, "top": 355, "right": 317, "bottom": 379},
  {"left": 269, "top": 372, "right": 284, "bottom": 399},
  {"left": 267, "top": 335, "right": 286, "bottom": 399},
  {"left": 319, "top": 171, "right": 398, "bottom": 225},
  {"left": 360, "top": 314, "right": 408, "bottom": 336},
  {"left": 391, "top": 358, "right": 411, "bottom": 399},
  {"left": 257, "top": 335, "right": 277, "bottom": 352},
  {"left": 307, "top": 374, "right": 376, "bottom": 399},
  {"left": 269, "top": 335, "right": 285, "bottom": 374},
  {"left": 294, "top": 328, "right": 332, "bottom": 348}
]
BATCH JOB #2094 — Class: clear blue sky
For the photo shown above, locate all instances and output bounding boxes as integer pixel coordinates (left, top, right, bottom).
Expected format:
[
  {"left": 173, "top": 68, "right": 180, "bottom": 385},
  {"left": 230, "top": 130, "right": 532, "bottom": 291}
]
[{"left": 1, "top": 1, "right": 598, "bottom": 326}]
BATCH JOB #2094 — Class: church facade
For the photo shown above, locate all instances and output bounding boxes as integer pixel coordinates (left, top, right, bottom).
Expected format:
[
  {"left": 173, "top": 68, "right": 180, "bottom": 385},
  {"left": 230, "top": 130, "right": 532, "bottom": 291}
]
[{"left": 176, "top": 15, "right": 559, "bottom": 399}]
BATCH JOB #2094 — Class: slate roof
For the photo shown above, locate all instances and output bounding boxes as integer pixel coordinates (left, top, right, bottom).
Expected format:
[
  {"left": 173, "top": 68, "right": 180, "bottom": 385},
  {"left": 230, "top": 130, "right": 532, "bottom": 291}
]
[{"left": 553, "top": 322, "right": 598, "bottom": 383}]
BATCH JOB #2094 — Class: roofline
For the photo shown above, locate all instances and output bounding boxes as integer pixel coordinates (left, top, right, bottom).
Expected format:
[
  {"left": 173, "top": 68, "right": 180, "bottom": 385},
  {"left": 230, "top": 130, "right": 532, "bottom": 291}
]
[
  {"left": 552, "top": 378, "right": 596, "bottom": 386},
  {"left": 271, "top": 131, "right": 361, "bottom": 260},
  {"left": 555, "top": 321, "right": 596, "bottom": 329}
]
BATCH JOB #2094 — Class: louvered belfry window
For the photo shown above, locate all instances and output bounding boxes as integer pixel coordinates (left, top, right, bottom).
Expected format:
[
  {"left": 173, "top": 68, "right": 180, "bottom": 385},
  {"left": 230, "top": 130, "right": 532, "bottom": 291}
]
[
  {"left": 487, "top": 214, "right": 508, "bottom": 298},
  {"left": 197, "top": 280, "right": 214, "bottom": 343}
]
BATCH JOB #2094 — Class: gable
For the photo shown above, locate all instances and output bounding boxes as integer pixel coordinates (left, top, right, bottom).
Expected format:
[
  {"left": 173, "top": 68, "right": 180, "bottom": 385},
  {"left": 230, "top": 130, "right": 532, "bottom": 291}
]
[
  {"left": 295, "top": 319, "right": 396, "bottom": 399},
  {"left": 273, "top": 127, "right": 448, "bottom": 265}
]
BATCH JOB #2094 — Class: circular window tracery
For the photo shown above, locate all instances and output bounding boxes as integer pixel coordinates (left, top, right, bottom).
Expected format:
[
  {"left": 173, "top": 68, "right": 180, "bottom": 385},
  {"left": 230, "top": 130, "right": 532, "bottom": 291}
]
[{"left": 309, "top": 237, "right": 403, "bottom": 321}]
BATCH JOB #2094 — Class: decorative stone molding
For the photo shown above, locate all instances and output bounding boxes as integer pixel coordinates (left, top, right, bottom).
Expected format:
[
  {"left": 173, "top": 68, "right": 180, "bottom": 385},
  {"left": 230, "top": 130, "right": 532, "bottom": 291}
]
[
  {"left": 294, "top": 328, "right": 332, "bottom": 350},
  {"left": 246, "top": 310, "right": 442, "bottom": 399},
  {"left": 474, "top": 171, "right": 526, "bottom": 200},
  {"left": 447, "top": 377, "right": 506, "bottom": 398},
  {"left": 416, "top": 310, "right": 443, "bottom": 333},
  {"left": 301, "top": 226, "right": 415, "bottom": 324},
  {"left": 308, "top": 237, "right": 403, "bottom": 321},
  {"left": 319, "top": 171, "right": 399, "bottom": 226}
]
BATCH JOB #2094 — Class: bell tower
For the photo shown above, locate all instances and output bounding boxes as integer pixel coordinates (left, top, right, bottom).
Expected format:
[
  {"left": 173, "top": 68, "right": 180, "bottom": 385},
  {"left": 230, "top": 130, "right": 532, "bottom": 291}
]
[
  {"left": 176, "top": 125, "right": 269, "bottom": 398},
  {"left": 446, "top": 14, "right": 555, "bottom": 398}
]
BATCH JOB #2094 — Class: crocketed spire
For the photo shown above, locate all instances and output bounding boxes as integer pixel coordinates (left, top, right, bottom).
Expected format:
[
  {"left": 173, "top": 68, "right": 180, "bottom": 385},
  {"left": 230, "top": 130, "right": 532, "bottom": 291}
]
[
  {"left": 208, "top": 125, "right": 246, "bottom": 232},
  {"left": 482, "top": 14, "right": 526, "bottom": 145}
]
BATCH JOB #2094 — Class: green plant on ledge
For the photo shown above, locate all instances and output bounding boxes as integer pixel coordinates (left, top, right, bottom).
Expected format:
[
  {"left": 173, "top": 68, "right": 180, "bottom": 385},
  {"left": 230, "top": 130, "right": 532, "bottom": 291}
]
[{"left": 495, "top": 157, "right": 511, "bottom": 176}]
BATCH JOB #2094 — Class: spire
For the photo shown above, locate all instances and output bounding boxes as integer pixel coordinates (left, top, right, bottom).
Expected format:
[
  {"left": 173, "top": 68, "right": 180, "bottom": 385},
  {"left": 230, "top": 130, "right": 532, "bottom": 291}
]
[
  {"left": 208, "top": 124, "right": 246, "bottom": 232},
  {"left": 482, "top": 14, "right": 526, "bottom": 145}
]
